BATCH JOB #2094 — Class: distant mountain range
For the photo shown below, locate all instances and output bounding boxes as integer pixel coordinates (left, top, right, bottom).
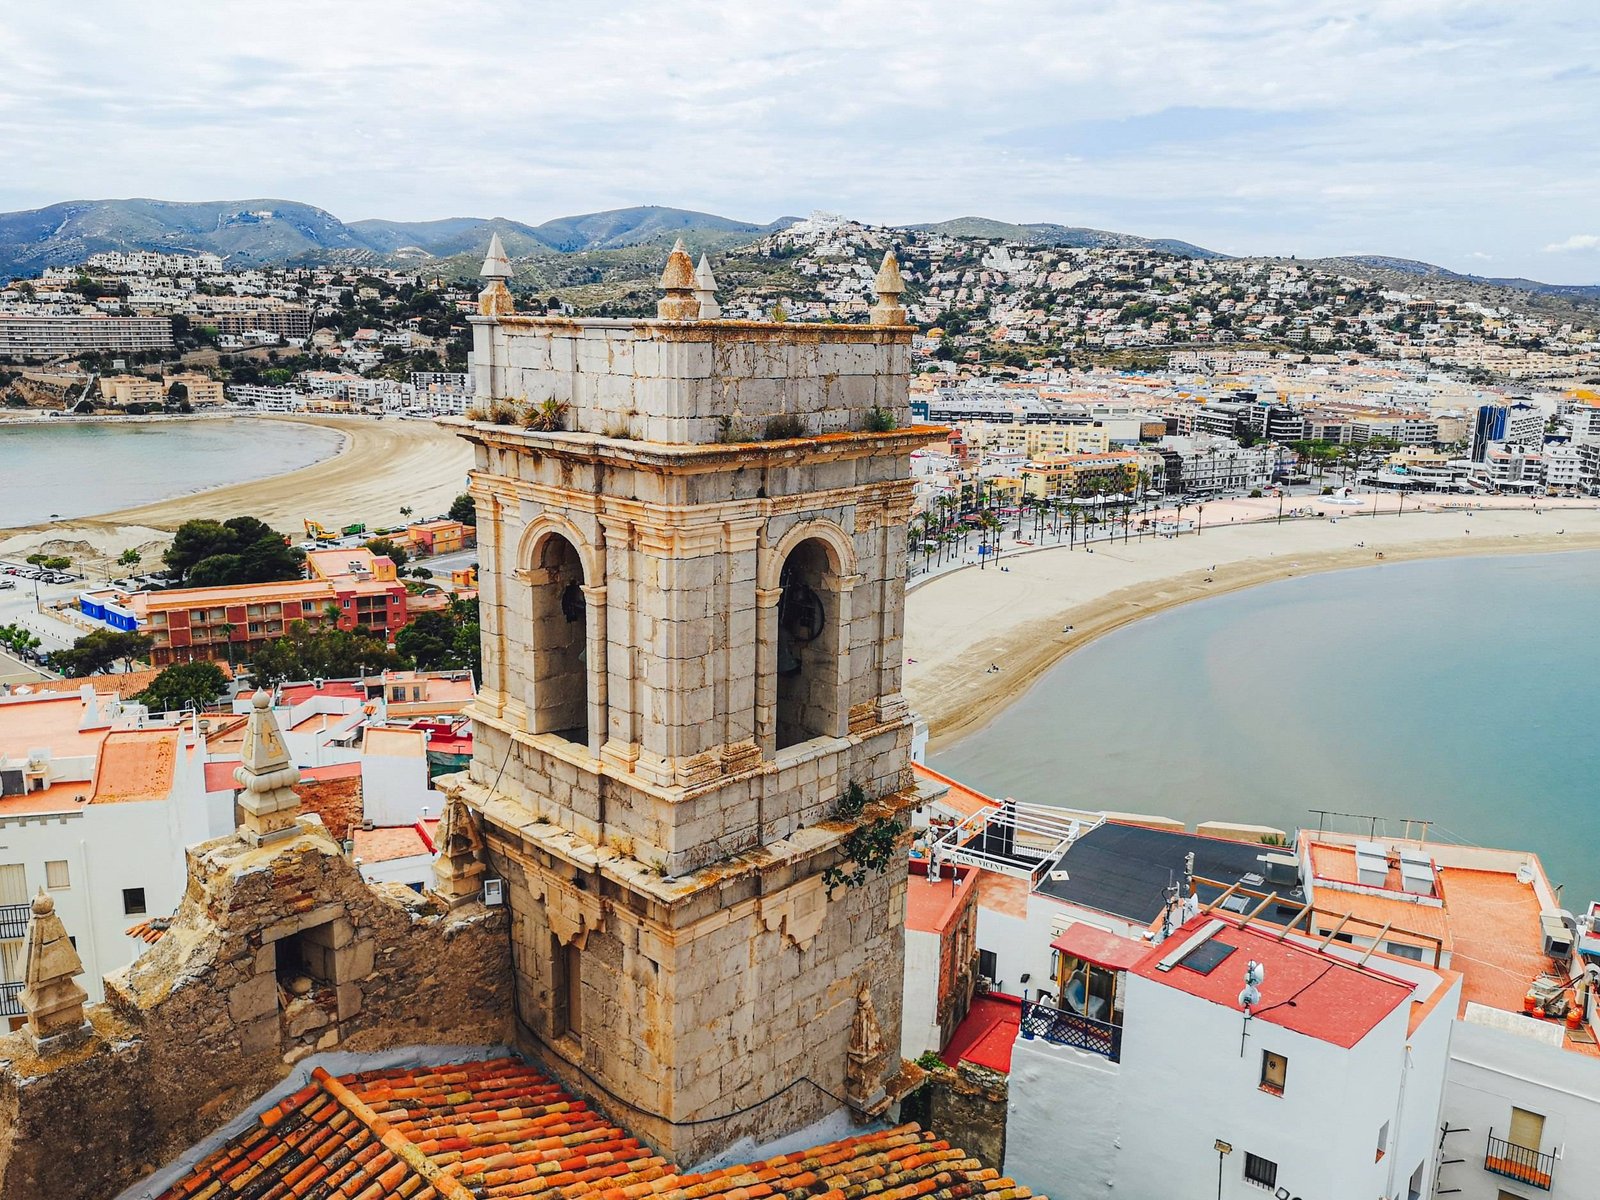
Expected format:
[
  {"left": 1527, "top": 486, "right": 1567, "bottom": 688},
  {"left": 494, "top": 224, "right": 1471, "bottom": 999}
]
[
  {"left": 0, "top": 199, "right": 798, "bottom": 280},
  {"left": 1305, "top": 254, "right": 1600, "bottom": 303},
  {"left": 0, "top": 197, "right": 1593, "bottom": 304}
]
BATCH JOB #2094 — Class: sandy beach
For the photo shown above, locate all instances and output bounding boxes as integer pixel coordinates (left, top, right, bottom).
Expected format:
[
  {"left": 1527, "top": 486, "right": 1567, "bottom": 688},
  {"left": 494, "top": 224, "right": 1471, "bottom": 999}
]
[
  {"left": 905, "top": 497, "right": 1600, "bottom": 752},
  {"left": 0, "top": 415, "right": 475, "bottom": 567}
]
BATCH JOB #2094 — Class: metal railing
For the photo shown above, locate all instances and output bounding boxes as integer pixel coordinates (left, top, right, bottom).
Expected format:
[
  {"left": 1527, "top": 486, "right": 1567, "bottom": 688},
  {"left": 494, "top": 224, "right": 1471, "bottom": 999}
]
[
  {"left": 0, "top": 980, "right": 22, "bottom": 1018},
  {"left": 1019, "top": 998, "right": 1122, "bottom": 1062},
  {"left": 0, "top": 902, "right": 29, "bottom": 941},
  {"left": 1485, "top": 1131, "right": 1555, "bottom": 1191}
]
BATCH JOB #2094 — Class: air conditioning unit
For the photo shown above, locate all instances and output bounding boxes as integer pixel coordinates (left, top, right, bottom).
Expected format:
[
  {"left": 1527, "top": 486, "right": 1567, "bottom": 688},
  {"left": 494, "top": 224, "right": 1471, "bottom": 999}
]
[
  {"left": 482, "top": 878, "right": 505, "bottom": 906},
  {"left": 1259, "top": 852, "right": 1300, "bottom": 890},
  {"left": 1541, "top": 910, "right": 1575, "bottom": 961}
]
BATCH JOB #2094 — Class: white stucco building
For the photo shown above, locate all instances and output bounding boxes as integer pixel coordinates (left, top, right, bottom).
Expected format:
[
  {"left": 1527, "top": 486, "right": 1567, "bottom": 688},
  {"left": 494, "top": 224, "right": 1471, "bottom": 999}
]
[{"left": 1004, "top": 911, "right": 1459, "bottom": 1200}]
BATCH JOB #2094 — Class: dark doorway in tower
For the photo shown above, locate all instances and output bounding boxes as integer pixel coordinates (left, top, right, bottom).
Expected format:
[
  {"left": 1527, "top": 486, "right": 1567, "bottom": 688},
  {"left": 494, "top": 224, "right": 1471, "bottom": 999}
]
[
  {"left": 775, "top": 538, "right": 840, "bottom": 749},
  {"left": 530, "top": 533, "right": 588, "bottom": 744}
]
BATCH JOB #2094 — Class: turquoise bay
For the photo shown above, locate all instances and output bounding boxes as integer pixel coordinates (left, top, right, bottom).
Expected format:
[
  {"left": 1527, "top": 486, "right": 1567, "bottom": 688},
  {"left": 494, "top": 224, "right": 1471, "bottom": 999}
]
[
  {"left": 931, "top": 551, "right": 1600, "bottom": 906},
  {"left": 0, "top": 419, "right": 344, "bottom": 526}
]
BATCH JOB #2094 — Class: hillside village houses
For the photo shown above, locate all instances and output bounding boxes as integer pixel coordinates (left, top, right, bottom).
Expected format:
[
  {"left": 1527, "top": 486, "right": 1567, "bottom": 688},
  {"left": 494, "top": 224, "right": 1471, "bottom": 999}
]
[{"left": 0, "top": 239, "right": 1596, "bottom": 1200}]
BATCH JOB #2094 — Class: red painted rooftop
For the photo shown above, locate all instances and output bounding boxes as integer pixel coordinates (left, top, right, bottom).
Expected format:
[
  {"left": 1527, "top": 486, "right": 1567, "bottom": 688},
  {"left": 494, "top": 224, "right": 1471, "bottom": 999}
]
[
  {"left": 1050, "top": 923, "right": 1146, "bottom": 972},
  {"left": 153, "top": 1057, "right": 1042, "bottom": 1200},
  {"left": 1132, "top": 914, "right": 1416, "bottom": 1049},
  {"left": 905, "top": 862, "right": 977, "bottom": 936},
  {"left": 940, "top": 993, "right": 1023, "bottom": 1075},
  {"left": 279, "top": 681, "right": 366, "bottom": 706}
]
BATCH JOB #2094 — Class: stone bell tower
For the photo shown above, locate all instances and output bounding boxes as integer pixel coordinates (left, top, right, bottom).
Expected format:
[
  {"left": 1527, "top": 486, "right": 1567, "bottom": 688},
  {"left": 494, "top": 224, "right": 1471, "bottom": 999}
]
[{"left": 446, "top": 238, "right": 930, "bottom": 1164}]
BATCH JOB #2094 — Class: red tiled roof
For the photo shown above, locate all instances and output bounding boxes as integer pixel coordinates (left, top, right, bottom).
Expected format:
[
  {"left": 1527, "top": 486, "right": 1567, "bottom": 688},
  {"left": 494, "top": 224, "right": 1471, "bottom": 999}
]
[{"left": 155, "top": 1058, "right": 1040, "bottom": 1200}]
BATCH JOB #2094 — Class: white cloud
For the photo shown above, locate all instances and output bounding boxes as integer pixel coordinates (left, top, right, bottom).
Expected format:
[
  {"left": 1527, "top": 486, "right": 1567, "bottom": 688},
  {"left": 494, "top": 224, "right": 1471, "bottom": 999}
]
[
  {"left": 1544, "top": 235, "right": 1600, "bottom": 253},
  {"left": 0, "top": 0, "right": 1595, "bottom": 280}
]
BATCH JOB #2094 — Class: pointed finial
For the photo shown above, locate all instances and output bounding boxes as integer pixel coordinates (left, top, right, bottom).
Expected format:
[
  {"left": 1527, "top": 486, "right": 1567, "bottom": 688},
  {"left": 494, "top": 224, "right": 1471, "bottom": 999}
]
[
  {"left": 870, "top": 250, "right": 908, "bottom": 326},
  {"left": 19, "top": 887, "right": 89, "bottom": 1050},
  {"left": 477, "top": 233, "right": 516, "bottom": 316},
  {"left": 694, "top": 254, "right": 721, "bottom": 319},
  {"left": 235, "top": 689, "right": 302, "bottom": 845},
  {"left": 480, "top": 232, "right": 513, "bottom": 280},
  {"left": 657, "top": 238, "right": 699, "bottom": 320}
]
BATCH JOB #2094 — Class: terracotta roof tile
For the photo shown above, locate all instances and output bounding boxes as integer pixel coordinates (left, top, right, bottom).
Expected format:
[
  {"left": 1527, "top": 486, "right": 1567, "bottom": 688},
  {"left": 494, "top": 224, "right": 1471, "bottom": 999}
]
[{"left": 156, "top": 1059, "right": 1041, "bottom": 1200}]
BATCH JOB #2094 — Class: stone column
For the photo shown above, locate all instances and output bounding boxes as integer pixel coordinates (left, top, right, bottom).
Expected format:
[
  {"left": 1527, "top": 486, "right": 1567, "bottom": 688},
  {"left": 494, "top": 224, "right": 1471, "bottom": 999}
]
[
  {"left": 581, "top": 582, "right": 608, "bottom": 758},
  {"left": 18, "top": 890, "right": 90, "bottom": 1052},
  {"left": 235, "top": 689, "right": 302, "bottom": 845},
  {"left": 754, "top": 585, "right": 782, "bottom": 756}
]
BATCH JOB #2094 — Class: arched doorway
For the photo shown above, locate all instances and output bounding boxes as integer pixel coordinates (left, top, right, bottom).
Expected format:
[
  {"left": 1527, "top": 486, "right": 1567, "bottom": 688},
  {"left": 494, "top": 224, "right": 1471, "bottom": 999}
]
[
  {"left": 775, "top": 538, "right": 841, "bottom": 749},
  {"left": 529, "top": 533, "right": 588, "bottom": 743}
]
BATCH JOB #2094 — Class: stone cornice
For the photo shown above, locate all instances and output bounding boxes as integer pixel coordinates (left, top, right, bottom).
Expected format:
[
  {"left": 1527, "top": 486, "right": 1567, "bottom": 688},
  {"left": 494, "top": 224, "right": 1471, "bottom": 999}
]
[{"left": 444, "top": 419, "right": 946, "bottom": 473}]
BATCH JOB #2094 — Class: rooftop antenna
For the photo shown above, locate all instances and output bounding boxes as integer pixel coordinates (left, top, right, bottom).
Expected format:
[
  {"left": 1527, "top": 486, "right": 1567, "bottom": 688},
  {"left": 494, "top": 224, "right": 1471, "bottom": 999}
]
[{"left": 1238, "top": 959, "right": 1266, "bottom": 1056}]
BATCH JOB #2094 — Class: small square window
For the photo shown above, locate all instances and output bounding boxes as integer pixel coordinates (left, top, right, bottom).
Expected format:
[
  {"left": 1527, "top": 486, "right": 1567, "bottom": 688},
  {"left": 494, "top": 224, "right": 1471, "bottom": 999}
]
[
  {"left": 44, "top": 860, "right": 70, "bottom": 890},
  {"left": 122, "top": 887, "right": 146, "bottom": 916},
  {"left": 1244, "top": 1153, "right": 1278, "bottom": 1190},
  {"left": 1260, "top": 1050, "right": 1287, "bottom": 1095}
]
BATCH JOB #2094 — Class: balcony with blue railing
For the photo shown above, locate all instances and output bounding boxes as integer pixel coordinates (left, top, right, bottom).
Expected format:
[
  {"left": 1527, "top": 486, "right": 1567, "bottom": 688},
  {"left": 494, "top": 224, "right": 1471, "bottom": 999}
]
[{"left": 1019, "top": 997, "right": 1122, "bottom": 1062}]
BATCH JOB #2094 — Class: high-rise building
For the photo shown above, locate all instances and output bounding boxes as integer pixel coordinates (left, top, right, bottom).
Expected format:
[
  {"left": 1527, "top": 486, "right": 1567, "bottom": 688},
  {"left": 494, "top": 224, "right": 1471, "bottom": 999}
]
[{"left": 1470, "top": 400, "right": 1543, "bottom": 460}]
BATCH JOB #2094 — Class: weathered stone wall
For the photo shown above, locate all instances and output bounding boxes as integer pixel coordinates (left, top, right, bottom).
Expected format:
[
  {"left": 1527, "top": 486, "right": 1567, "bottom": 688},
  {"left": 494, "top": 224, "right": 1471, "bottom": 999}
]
[
  {"left": 456, "top": 771, "right": 911, "bottom": 1166},
  {"left": 901, "top": 1062, "right": 1009, "bottom": 1173},
  {"left": 472, "top": 318, "right": 911, "bottom": 444},
  {"left": 0, "top": 821, "right": 512, "bottom": 1200}
]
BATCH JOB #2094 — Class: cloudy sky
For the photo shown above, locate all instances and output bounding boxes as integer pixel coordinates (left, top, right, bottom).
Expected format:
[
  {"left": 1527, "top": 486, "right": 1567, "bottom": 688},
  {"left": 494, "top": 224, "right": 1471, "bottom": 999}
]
[{"left": 2, "top": 1, "right": 1596, "bottom": 280}]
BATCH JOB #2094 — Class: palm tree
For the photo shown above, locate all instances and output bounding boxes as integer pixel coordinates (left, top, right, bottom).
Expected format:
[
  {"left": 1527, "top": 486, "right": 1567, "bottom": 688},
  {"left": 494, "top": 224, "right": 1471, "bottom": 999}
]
[{"left": 217, "top": 621, "right": 236, "bottom": 666}]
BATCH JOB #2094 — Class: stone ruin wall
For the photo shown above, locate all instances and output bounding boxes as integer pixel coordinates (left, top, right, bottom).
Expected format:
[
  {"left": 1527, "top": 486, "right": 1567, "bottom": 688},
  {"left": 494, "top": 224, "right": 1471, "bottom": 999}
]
[{"left": 0, "top": 822, "right": 512, "bottom": 1200}]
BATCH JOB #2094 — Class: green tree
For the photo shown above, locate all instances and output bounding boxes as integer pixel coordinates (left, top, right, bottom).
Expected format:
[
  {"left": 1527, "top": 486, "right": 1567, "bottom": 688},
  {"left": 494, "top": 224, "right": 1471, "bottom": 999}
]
[
  {"left": 135, "top": 661, "right": 227, "bottom": 712},
  {"left": 395, "top": 610, "right": 458, "bottom": 670},
  {"left": 117, "top": 547, "right": 142, "bottom": 569},
  {"left": 165, "top": 515, "right": 304, "bottom": 584},
  {"left": 364, "top": 537, "right": 409, "bottom": 569},
  {"left": 448, "top": 493, "right": 476, "bottom": 525},
  {"left": 248, "top": 620, "right": 407, "bottom": 686},
  {"left": 51, "top": 629, "right": 152, "bottom": 676}
]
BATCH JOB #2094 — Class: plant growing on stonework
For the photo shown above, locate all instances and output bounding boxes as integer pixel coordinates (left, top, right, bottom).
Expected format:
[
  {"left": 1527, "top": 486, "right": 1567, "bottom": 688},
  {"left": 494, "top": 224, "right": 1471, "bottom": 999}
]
[
  {"left": 823, "top": 816, "right": 902, "bottom": 896},
  {"left": 915, "top": 1050, "right": 949, "bottom": 1072},
  {"left": 831, "top": 781, "right": 869, "bottom": 821},
  {"left": 864, "top": 406, "right": 896, "bottom": 433},
  {"left": 526, "top": 397, "right": 570, "bottom": 432},
  {"left": 481, "top": 399, "right": 521, "bottom": 425},
  {"left": 763, "top": 413, "right": 805, "bottom": 440}
]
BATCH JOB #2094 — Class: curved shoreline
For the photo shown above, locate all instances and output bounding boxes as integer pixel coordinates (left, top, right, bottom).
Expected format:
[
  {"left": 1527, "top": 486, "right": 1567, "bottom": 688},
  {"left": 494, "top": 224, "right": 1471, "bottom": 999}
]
[
  {"left": 905, "top": 506, "right": 1600, "bottom": 753},
  {"left": 0, "top": 414, "right": 474, "bottom": 562}
]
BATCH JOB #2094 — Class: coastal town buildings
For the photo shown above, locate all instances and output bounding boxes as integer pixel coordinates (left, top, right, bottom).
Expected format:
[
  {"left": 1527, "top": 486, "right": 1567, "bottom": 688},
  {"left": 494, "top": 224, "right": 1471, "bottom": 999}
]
[
  {"left": 0, "top": 312, "right": 173, "bottom": 358},
  {"left": 81, "top": 548, "right": 409, "bottom": 666}
]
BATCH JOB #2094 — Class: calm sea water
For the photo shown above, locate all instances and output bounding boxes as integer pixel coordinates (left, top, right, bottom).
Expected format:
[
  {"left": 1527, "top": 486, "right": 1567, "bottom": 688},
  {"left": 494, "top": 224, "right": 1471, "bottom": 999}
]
[
  {"left": 931, "top": 551, "right": 1600, "bottom": 905},
  {"left": 0, "top": 419, "right": 345, "bottom": 526}
]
